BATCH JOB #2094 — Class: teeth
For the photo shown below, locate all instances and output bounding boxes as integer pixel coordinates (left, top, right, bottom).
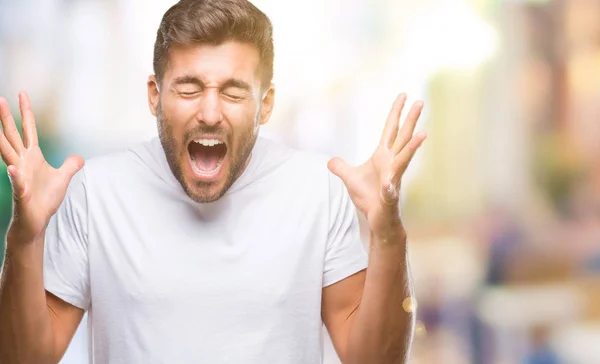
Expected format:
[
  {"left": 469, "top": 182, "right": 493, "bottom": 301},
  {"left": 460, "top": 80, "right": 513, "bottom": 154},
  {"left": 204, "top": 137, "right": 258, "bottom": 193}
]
[{"left": 194, "top": 139, "right": 223, "bottom": 147}]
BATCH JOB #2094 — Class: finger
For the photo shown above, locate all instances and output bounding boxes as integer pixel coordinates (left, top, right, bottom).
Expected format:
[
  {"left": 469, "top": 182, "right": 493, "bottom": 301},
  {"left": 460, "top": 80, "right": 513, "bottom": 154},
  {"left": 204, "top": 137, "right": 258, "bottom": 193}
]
[
  {"left": 59, "top": 155, "right": 85, "bottom": 181},
  {"left": 7, "top": 165, "right": 28, "bottom": 201},
  {"left": 379, "top": 93, "right": 407, "bottom": 148},
  {"left": 19, "top": 91, "right": 38, "bottom": 148},
  {"left": 391, "top": 101, "right": 423, "bottom": 154},
  {"left": 389, "top": 132, "right": 427, "bottom": 186},
  {"left": 327, "top": 157, "right": 352, "bottom": 185},
  {"left": 0, "top": 96, "right": 24, "bottom": 154},
  {"left": 0, "top": 128, "right": 19, "bottom": 166}
]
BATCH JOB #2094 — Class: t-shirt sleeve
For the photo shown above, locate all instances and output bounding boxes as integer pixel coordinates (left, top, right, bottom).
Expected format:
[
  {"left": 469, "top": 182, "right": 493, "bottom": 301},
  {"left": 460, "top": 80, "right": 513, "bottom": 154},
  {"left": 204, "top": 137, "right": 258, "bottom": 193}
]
[
  {"left": 323, "top": 170, "right": 369, "bottom": 287},
  {"left": 43, "top": 168, "right": 91, "bottom": 310}
]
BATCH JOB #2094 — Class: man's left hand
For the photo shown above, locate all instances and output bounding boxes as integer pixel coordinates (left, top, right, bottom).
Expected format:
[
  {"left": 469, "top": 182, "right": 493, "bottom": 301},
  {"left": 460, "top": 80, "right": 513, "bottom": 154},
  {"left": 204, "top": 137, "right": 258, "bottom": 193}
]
[{"left": 328, "top": 93, "right": 426, "bottom": 240}]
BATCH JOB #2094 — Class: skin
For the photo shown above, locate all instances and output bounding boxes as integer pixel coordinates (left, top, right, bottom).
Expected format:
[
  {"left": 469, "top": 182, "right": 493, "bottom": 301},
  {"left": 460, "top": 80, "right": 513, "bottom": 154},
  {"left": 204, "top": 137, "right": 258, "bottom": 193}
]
[
  {"left": 0, "top": 39, "right": 426, "bottom": 364},
  {"left": 0, "top": 92, "right": 85, "bottom": 363},
  {"left": 148, "top": 42, "right": 275, "bottom": 203},
  {"left": 324, "top": 93, "right": 427, "bottom": 363}
]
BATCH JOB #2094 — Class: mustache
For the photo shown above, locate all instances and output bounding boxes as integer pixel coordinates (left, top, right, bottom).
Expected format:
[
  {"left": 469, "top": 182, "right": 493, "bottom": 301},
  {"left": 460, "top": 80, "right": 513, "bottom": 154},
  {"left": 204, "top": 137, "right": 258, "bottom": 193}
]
[
  {"left": 183, "top": 125, "right": 230, "bottom": 142},
  {"left": 156, "top": 104, "right": 230, "bottom": 143}
]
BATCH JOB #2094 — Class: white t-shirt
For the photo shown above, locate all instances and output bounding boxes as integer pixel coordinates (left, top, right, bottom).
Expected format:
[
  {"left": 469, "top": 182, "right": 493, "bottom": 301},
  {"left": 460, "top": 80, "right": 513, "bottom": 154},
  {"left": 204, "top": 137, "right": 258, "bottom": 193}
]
[{"left": 44, "top": 136, "right": 368, "bottom": 364}]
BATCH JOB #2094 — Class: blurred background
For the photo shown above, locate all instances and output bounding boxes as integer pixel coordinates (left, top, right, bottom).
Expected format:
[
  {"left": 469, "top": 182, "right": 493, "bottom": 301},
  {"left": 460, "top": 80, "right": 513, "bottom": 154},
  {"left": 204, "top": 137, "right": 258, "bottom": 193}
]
[{"left": 1, "top": 0, "right": 599, "bottom": 363}]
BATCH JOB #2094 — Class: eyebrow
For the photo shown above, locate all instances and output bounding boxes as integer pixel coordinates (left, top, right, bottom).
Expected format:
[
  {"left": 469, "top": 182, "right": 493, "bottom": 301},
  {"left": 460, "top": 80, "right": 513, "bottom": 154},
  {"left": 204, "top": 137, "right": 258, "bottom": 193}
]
[
  {"left": 173, "top": 75, "right": 203, "bottom": 86},
  {"left": 221, "top": 79, "right": 251, "bottom": 92},
  {"left": 173, "top": 76, "right": 252, "bottom": 92}
]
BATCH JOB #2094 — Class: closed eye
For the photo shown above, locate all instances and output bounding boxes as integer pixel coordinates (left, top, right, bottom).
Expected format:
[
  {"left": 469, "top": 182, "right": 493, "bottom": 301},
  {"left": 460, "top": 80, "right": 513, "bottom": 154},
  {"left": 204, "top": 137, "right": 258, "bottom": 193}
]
[
  {"left": 179, "top": 91, "right": 200, "bottom": 97},
  {"left": 223, "top": 93, "right": 244, "bottom": 101}
]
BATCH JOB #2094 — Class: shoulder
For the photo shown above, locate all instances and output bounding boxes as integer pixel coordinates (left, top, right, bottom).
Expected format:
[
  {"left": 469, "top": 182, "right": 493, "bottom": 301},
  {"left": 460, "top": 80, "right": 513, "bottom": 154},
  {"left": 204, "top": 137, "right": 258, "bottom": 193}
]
[
  {"left": 83, "top": 138, "right": 158, "bottom": 176},
  {"left": 75, "top": 137, "right": 175, "bottom": 198},
  {"left": 81, "top": 137, "right": 172, "bottom": 182},
  {"left": 257, "top": 137, "right": 332, "bottom": 177},
  {"left": 254, "top": 137, "right": 341, "bottom": 198}
]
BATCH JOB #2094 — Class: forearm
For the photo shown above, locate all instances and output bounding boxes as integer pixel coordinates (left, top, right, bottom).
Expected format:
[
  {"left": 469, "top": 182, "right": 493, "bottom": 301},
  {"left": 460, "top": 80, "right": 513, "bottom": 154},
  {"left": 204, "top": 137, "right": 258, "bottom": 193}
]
[
  {"left": 346, "top": 226, "right": 414, "bottom": 364},
  {"left": 0, "top": 229, "right": 55, "bottom": 364}
]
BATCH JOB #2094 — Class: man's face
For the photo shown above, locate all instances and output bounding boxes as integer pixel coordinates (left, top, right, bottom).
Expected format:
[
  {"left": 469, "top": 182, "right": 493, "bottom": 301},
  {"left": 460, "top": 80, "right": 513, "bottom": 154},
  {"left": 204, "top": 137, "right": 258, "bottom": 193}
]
[{"left": 148, "top": 41, "right": 274, "bottom": 203}]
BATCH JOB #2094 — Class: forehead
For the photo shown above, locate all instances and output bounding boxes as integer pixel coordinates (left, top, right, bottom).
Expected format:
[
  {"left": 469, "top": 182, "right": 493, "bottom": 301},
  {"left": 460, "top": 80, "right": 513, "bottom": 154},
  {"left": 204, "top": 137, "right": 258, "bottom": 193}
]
[{"left": 164, "top": 41, "right": 261, "bottom": 85}]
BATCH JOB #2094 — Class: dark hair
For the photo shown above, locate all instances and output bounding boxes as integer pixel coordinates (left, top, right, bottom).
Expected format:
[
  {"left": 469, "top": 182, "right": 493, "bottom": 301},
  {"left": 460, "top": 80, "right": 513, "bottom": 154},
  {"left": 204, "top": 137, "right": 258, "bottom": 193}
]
[{"left": 153, "top": 0, "right": 274, "bottom": 89}]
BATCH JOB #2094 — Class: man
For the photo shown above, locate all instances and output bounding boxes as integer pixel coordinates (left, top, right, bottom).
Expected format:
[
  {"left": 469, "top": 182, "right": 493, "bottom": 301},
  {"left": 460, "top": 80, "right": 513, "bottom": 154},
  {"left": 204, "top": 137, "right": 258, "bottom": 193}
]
[{"left": 0, "top": 0, "right": 426, "bottom": 363}]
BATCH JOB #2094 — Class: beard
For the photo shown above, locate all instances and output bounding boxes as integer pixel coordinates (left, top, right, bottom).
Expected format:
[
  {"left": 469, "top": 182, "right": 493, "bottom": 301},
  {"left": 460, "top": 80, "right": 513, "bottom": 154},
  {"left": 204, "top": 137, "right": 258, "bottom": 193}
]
[{"left": 156, "top": 102, "right": 259, "bottom": 203}]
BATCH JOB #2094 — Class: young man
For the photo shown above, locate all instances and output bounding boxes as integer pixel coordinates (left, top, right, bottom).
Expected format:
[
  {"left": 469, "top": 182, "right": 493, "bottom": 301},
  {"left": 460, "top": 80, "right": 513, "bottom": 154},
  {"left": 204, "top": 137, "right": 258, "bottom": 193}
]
[{"left": 0, "top": 0, "right": 426, "bottom": 363}]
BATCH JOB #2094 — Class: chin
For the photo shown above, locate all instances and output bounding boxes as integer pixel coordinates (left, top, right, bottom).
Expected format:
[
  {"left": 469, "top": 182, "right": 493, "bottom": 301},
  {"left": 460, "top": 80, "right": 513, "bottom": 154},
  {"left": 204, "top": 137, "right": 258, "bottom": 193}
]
[
  {"left": 179, "top": 162, "right": 232, "bottom": 203},
  {"left": 186, "top": 178, "right": 229, "bottom": 203}
]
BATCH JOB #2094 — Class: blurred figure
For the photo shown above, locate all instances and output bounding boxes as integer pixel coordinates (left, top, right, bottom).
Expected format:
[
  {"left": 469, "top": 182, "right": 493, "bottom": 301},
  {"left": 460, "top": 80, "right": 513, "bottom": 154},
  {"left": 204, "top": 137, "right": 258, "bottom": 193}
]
[
  {"left": 484, "top": 208, "right": 524, "bottom": 287},
  {"left": 526, "top": 326, "right": 560, "bottom": 364}
]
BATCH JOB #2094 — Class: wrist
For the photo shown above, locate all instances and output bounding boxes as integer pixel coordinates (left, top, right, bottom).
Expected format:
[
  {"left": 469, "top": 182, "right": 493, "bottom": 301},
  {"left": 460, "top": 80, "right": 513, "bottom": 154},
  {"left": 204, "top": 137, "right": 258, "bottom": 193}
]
[
  {"left": 4, "top": 237, "right": 41, "bottom": 265},
  {"left": 6, "top": 223, "right": 45, "bottom": 248},
  {"left": 372, "top": 224, "right": 407, "bottom": 246},
  {"left": 4, "top": 235, "right": 44, "bottom": 273},
  {"left": 369, "top": 226, "right": 408, "bottom": 263},
  {"left": 372, "top": 219, "right": 406, "bottom": 239}
]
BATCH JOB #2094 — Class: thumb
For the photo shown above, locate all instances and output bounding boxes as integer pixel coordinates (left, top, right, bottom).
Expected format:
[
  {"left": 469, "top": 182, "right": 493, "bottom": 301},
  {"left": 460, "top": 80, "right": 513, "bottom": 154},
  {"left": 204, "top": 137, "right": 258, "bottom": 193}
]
[
  {"left": 7, "top": 165, "right": 28, "bottom": 201},
  {"left": 327, "top": 157, "right": 352, "bottom": 183},
  {"left": 380, "top": 179, "right": 400, "bottom": 206},
  {"left": 59, "top": 155, "right": 85, "bottom": 181}
]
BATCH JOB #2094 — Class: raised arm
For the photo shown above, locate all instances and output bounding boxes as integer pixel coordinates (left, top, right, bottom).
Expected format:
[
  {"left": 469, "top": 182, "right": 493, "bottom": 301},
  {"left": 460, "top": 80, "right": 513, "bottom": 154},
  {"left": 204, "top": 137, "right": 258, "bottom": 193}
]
[
  {"left": 325, "top": 93, "right": 426, "bottom": 363},
  {"left": 0, "top": 92, "right": 85, "bottom": 364}
]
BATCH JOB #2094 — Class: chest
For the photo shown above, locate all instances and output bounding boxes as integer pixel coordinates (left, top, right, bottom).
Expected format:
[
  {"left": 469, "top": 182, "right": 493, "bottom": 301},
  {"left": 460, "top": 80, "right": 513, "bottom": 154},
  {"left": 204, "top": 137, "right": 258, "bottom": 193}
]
[{"left": 87, "top": 186, "right": 328, "bottom": 317}]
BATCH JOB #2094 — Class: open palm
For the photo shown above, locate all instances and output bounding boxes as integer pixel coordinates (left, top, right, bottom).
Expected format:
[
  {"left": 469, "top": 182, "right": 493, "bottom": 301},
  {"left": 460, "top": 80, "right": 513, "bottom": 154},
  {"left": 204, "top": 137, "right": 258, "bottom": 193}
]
[
  {"left": 0, "top": 92, "right": 83, "bottom": 242},
  {"left": 328, "top": 93, "right": 426, "bottom": 233}
]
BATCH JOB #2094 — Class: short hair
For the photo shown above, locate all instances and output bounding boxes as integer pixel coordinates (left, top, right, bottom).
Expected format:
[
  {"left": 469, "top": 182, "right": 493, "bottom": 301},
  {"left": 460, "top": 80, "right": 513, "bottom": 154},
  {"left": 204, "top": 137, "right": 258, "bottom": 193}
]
[{"left": 153, "top": 0, "right": 274, "bottom": 89}]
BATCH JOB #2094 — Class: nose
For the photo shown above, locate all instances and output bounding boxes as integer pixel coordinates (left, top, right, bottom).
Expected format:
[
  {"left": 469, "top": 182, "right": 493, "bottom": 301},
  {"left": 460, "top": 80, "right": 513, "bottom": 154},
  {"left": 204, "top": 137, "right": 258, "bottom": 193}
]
[{"left": 196, "top": 89, "right": 223, "bottom": 126}]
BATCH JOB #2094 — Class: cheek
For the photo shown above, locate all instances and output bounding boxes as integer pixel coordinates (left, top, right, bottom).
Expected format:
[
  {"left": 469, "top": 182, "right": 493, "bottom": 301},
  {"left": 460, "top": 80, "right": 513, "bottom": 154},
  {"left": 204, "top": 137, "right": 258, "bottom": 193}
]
[
  {"left": 163, "top": 99, "right": 198, "bottom": 130},
  {"left": 225, "top": 103, "right": 258, "bottom": 129},
  {"left": 167, "top": 105, "right": 193, "bottom": 122}
]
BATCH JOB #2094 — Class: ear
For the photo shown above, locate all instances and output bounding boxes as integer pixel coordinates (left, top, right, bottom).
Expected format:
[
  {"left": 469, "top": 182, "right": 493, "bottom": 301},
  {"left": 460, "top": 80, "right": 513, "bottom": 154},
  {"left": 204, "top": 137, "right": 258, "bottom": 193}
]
[
  {"left": 147, "top": 75, "right": 160, "bottom": 117},
  {"left": 259, "top": 83, "right": 275, "bottom": 126}
]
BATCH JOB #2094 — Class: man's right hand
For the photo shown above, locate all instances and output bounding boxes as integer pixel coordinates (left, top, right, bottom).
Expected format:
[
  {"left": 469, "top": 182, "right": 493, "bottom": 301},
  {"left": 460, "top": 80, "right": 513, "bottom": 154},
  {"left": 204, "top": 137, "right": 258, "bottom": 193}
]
[{"left": 0, "top": 91, "right": 84, "bottom": 243}]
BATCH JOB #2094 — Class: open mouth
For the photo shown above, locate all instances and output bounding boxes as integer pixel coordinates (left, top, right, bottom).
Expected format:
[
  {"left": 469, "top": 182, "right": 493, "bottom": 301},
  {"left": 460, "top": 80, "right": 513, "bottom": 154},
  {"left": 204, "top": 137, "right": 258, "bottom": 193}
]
[{"left": 187, "top": 138, "right": 228, "bottom": 179}]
